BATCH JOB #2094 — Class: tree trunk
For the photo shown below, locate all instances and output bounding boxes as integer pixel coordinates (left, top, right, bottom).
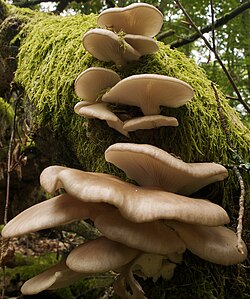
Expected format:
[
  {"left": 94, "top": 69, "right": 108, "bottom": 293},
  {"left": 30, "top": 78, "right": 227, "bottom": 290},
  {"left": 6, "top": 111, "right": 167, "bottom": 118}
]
[{"left": 0, "top": 2, "right": 249, "bottom": 298}]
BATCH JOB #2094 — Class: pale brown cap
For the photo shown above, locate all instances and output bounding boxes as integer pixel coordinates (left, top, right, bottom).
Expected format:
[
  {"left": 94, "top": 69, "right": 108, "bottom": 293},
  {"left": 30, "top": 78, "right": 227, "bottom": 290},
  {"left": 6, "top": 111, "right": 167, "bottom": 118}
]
[
  {"left": 102, "top": 74, "right": 194, "bottom": 115},
  {"left": 167, "top": 221, "right": 248, "bottom": 265},
  {"left": 105, "top": 143, "right": 228, "bottom": 195},
  {"left": 97, "top": 3, "right": 163, "bottom": 37},
  {"left": 124, "top": 34, "right": 159, "bottom": 55}
]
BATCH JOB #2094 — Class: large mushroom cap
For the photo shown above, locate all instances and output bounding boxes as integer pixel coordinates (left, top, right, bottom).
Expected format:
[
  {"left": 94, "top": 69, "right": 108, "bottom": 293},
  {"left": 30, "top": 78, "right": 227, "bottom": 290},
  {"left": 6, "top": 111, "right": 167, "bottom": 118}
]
[
  {"left": 94, "top": 209, "right": 186, "bottom": 255},
  {"left": 66, "top": 236, "right": 140, "bottom": 273},
  {"left": 105, "top": 143, "right": 228, "bottom": 195},
  {"left": 40, "top": 166, "right": 229, "bottom": 226},
  {"left": 167, "top": 221, "right": 248, "bottom": 265},
  {"left": 21, "top": 260, "right": 86, "bottom": 295},
  {"left": 97, "top": 3, "right": 163, "bottom": 37},
  {"left": 102, "top": 74, "right": 194, "bottom": 115},
  {"left": 74, "top": 67, "right": 120, "bottom": 101},
  {"left": 83, "top": 28, "right": 140, "bottom": 67}
]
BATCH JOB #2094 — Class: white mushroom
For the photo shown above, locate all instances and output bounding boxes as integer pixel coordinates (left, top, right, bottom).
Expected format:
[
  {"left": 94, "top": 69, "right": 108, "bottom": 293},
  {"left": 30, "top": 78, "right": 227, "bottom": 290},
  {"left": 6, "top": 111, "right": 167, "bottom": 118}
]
[
  {"left": 102, "top": 74, "right": 194, "bottom": 115},
  {"left": 74, "top": 67, "right": 120, "bottom": 101},
  {"left": 105, "top": 143, "right": 228, "bottom": 195},
  {"left": 97, "top": 3, "right": 163, "bottom": 37},
  {"left": 124, "top": 34, "right": 159, "bottom": 56}
]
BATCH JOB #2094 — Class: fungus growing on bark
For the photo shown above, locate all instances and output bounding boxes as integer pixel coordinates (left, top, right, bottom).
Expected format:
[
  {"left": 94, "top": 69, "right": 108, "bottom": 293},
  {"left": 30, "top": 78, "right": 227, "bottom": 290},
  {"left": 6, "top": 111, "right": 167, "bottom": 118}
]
[
  {"left": 39, "top": 166, "right": 229, "bottom": 226},
  {"left": 102, "top": 74, "right": 194, "bottom": 115},
  {"left": 97, "top": 3, "right": 163, "bottom": 37},
  {"left": 166, "top": 221, "right": 248, "bottom": 265},
  {"left": 21, "top": 260, "right": 87, "bottom": 295},
  {"left": 74, "top": 67, "right": 120, "bottom": 101},
  {"left": 105, "top": 143, "right": 228, "bottom": 195}
]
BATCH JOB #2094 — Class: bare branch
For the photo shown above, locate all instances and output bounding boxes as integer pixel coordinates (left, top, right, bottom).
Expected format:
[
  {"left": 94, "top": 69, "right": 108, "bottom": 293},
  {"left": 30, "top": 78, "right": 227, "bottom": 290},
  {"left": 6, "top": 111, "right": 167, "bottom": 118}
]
[{"left": 170, "top": 1, "right": 250, "bottom": 48}]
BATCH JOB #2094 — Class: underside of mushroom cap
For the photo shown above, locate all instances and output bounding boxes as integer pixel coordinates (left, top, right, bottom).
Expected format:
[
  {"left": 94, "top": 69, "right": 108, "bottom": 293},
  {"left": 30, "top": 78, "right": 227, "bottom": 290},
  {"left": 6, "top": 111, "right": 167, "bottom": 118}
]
[
  {"left": 124, "top": 34, "right": 159, "bottom": 55},
  {"left": 97, "top": 3, "right": 163, "bottom": 37},
  {"left": 40, "top": 166, "right": 229, "bottom": 226},
  {"left": 66, "top": 236, "right": 140, "bottom": 273},
  {"left": 102, "top": 74, "right": 194, "bottom": 115},
  {"left": 123, "top": 115, "right": 178, "bottom": 131},
  {"left": 94, "top": 209, "right": 186, "bottom": 255},
  {"left": 83, "top": 28, "right": 141, "bottom": 67},
  {"left": 105, "top": 143, "right": 228, "bottom": 195},
  {"left": 74, "top": 67, "right": 120, "bottom": 101},
  {"left": 21, "top": 260, "right": 86, "bottom": 295},
  {"left": 166, "top": 221, "right": 248, "bottom": 265}
]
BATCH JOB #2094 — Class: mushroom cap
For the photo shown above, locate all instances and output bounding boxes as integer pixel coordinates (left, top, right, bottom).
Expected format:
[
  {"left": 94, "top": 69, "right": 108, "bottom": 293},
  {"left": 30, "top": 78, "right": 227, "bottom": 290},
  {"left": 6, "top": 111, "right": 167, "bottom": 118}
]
[
  {"left": 83, "top": 28, "right": 140, "bottom": 67},
  {"left": 102, "top": 74, "right": 194, "bottom": 115},
  {"left": 123, "top": 115, "right": 178, "bottom": 131},
  {"left": 94, "top": 209, "right": 186, "bottom": 255},
  {"left": 21, "top": 260, "right": 86, "bottom": 295},
  {"left": 97, "top": 3, "right": 163, "bottom": 37},
  {"left": 105, "top": 143, "right": 228, "bottom": 195},
  {"left": 1, "top": 193, "right": 108, "bottom": 238},
  {"left": 124, "top": 34, "right": 159, "bottom": 55},
  {"left": 40, "top": 166, "right": 229, "bottom": 226},
  {"left": 167, "top": 221, "right": 248, "bottom": 265},
  {"left": 74, "top": 101, "right": 118, "bottom": 122},
  {"left": 74, "top": 67, "right": 120, "bottom": 101},
  {"left": 66, "top": 236, "right": 140, "bottom": 273}
]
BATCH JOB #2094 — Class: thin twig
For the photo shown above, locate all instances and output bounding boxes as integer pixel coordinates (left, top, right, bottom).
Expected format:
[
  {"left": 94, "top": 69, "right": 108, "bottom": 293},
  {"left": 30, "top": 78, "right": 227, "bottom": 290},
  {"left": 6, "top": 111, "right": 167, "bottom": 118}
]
[
  {"left": 209, "top": 0, "right": 216, "bottom": 52},
  {"left": 174, "top": 0, "right": 250, "bottom": 115},
  {"left": 211, "top": 83, "right": 245, "bottom": 254}
]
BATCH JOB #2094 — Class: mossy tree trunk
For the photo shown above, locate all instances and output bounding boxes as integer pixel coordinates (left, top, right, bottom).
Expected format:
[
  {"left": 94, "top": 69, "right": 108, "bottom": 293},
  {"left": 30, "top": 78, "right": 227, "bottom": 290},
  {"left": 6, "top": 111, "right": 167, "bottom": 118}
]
[{"left": 0, "top": 1, "right": 249, "bottom": 298}]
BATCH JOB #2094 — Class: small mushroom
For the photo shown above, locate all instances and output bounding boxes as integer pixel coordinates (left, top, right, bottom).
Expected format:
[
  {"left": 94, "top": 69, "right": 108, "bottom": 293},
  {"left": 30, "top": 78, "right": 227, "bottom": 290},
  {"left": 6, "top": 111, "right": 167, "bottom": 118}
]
[
  {"left": 83, "top": 28, "right": 141, "bottom": 67},
  {"left": 97, "top": 3, "right": 163, "bottom": 37},
  {"left": 105, "top": 143, "right": 228, "bottom": 195},
  {"left": 166, "top": 220, "right": 248, "bottom": 265},
  {"left": 40, "top": 166, "right": 229, "bottom": 226},
  {"left": 66, "top": 236, "right": 140, "bottom": 273},
  {"left": 124, "top": 34, "right": 159, "bottom": 56},
  {"left": 74, "top": 101, "right": 129, "bottom": 137},
  {"left": 94, "top": 209, "right": 186, "bottom": 255},
  {"left": 21, "top": 260, "right": 87, "bottom": 295},
  {"left": 74, "top": 67, "right": 120, "bottom": 100},
  {"left": 123, "top": 115, "right": 178, "bottom": 131},
  {"left": 102, "top": 74, "right": 194, "bottom": 115}
]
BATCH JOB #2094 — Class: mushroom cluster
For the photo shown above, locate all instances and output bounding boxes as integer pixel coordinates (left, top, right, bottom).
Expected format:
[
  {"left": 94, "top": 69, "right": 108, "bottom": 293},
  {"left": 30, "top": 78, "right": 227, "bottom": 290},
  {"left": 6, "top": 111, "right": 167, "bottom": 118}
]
[
  {"left": 83, "top": 3, "right": 163, "bottom": 68},
  {"left": 2, "top": 143, "right": 247, "bottom": 297}
]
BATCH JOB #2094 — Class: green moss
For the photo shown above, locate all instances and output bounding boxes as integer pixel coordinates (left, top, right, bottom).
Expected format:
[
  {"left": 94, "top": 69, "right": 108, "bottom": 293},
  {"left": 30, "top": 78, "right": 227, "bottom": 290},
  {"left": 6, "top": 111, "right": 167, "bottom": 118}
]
[
  {"left": 0, "top": 0, "right": 9, "bottom": 21},
  {"left": 8, "top": 7, "right": 250, "bottom": 299}
]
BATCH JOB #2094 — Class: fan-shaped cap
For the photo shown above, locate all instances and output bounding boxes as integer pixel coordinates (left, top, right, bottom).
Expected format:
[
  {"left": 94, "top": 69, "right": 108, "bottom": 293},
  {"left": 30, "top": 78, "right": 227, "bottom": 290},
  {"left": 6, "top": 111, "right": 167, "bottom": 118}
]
[
  {"left": 124, "top": 34, "right": 159, "bottom": 55},
  {"left": 74, "top": 67, "right": 120, "bottom": 100},
  {"left": 105, "top": 143, "right": 228, "bottom": 195},
  {"left": 97, "top": 3, "right": 163, "bottom": 37},
  {"left": 94, "top": 209, "right": 186, "bottom": 255},
  {"left": 74, "top": 101, "right": 129, "bottom": 137},
  {"left": 1, "top": 194, "right": 108, "bottom": 238},
  {"left": 66, "top": 236, "right": 140, "bottom": 273},
  {"left": 123, "top": 115, "right": 178, "bottom": 131},
  {"left": 21, "top": 260, "right": 86, "bottom": 295},
  {"left": 83, "top": 28, "right": 140, "bottom": 67},
  {"left": 40, "top": 166, "right": 229, "bottom": 226},
  {"left": 167, "top": 221, "right": 248, "bottom": 265},
  {"left": 102, "top": 74, "right": 194, "bottom": 115}
]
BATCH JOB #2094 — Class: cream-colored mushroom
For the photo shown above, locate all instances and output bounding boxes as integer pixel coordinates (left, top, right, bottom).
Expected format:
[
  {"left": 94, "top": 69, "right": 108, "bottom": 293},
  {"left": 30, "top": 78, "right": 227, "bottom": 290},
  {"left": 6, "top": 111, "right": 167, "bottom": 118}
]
[
  {"left": 123, "top": 115, "right": 178, "bottom": 131},
  {"left": 74, "top": 101, "right": 129, "bottom": 137},
  {"left": 166, "top": 220, "right": 248, "bottom": 265},
  {"left": 66, "top": 236, "right": 140, "bottom": 273},
  {"left": 83, "top": 28, "right": 141, "bottom": 67},
  {"left": 102, "top": 74, "right": 194, "bottom": 115},
  {"left": 21, "top": 260, "right": 87, "bottom": 295},
  {"left": 74, "top": 67, "right": 120, "bottom": 101},
  {"left": 40, "top": 166, "right": 229, "bottom": 226},
  {"left": 124, "top": 34, "right": 159, "bottom": 55},
  {"left": 97, "top": 3, "right": 163, "bottom": 37},
  {"left": 105, "top": 143, "right": 228, "bottom": 195}
]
